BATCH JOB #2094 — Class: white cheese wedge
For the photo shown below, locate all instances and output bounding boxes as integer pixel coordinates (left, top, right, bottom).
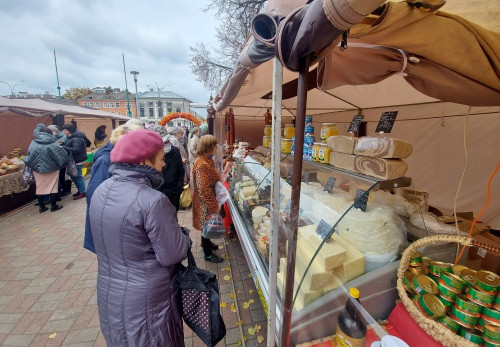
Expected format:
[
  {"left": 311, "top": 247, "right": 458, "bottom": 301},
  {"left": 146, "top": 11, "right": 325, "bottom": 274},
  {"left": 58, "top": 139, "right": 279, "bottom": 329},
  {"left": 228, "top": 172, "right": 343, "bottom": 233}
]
[
  {"left": 297, "top": 225, "right": 346, "bottom": 271},
  {"left": 330, "top": 234, "right": 365, "bottom": 282},
  {"left": 252, "top": 206, "right": 268, "bottom": 225}
]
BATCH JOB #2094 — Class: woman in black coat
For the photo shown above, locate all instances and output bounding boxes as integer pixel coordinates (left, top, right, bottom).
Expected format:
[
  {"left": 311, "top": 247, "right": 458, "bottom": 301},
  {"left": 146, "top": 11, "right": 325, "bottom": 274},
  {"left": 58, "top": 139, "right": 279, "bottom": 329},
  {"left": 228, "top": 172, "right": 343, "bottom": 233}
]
[{"left": 157, "top": 135, "right": 185, "bottom": 211}]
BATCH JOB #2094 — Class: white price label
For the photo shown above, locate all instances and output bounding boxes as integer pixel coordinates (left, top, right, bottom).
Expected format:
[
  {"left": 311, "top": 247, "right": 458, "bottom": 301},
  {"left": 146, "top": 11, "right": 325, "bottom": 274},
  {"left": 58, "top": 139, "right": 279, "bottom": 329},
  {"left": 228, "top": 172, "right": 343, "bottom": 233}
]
[{"left": 477, "top": 247, "right": 487, "bottom": 258}]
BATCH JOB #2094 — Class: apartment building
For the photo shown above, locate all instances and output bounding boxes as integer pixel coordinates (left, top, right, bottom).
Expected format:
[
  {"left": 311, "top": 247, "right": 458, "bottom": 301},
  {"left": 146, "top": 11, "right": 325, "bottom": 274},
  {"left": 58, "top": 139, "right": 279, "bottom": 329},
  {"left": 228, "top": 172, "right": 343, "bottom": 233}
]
[{"left": 78, "top": 88, "right": 137, "bottom": 118}]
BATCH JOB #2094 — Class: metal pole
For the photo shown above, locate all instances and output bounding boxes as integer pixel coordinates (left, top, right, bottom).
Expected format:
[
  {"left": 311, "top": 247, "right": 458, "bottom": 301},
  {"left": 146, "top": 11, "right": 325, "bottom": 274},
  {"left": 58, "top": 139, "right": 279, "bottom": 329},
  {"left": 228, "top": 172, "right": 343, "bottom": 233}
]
[
  {"left": 122, "top": 53, "right": 132, "bottom": 117},
  {"left": 130, "top": 71, "right": 140, "bottom": 119},
  {"left": 53, "top": 50, "right": 62, "bottom": 100},
  {"left": 280, "top": 56, "right": 310, "bottom": 346},
  {"left": 268, "top": 57, "right": 283, "bottom": 347}
]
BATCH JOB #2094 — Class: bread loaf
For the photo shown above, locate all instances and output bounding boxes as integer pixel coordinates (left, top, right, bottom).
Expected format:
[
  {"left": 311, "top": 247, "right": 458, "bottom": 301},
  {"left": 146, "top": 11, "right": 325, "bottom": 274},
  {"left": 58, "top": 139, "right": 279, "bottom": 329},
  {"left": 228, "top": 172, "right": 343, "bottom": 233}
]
[
  {"left": 354, "top": 137, "right": 413, "bottom": 159},
  {"left": 327, "top": 135, "right": 357, "bottom": 154},
  {"left": 329, "top": 152, "right": 355, "bottom": 171},
  {"left": 353, "top": 156, "right": 408, "bottom": 180}
]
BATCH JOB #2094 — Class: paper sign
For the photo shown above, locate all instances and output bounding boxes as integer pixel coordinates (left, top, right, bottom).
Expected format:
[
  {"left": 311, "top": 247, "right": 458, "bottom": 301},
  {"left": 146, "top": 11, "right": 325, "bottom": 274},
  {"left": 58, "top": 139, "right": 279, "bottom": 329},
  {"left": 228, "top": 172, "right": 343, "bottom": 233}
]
[
  {"left": 348, "top": 114, "right": 365, "bottom": 134},
  {"left": 316, "top": 220, "right": 333, "bottom": 241},
  {"left": 324, "top": 177, "right": 336, "bottom": 193},
  {"left": 354, "top": 188, "right": 368, "bottom": 212},
  {"left": 375, "top": 111, "right": 398, "bottom": 133}
]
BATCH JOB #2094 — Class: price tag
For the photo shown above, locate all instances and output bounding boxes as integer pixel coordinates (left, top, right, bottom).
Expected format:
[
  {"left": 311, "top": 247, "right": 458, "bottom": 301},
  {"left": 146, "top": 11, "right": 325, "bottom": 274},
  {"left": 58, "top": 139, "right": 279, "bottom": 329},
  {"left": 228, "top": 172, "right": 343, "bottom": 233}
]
[
  {"left": 375, "top": 111, "right": 398, "bottom": 134},
  {"left": 324, "top": 177, "right": 336, "bottom": 193},
  {"left": 316, "top": 220, "right": 333, "bottom": 241},
  {"left": 477, "top": 248, "right": 487, "bottom": 258},
  {"left": 348, "top": 114, "right": 365, "bottom": 134},
  {"left": 354, "top": 188, "right": 368, "bottom": 212}
]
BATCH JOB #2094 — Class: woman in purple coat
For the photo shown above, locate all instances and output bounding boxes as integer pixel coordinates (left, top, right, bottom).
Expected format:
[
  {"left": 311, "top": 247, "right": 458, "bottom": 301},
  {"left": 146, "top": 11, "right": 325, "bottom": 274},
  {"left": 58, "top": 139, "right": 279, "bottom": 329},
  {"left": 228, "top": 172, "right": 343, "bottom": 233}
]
[{"left": 89, "top": 130, "right": 190, "bottom": 346}]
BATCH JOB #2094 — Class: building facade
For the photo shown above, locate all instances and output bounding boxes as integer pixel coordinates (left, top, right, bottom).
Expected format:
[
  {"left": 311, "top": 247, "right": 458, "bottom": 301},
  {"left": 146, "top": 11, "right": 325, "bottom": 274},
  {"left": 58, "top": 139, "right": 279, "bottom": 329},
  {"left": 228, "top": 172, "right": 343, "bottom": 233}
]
[
  {"left": 138, "top": 89, "right": 196, "bottom": 126},
  {"left": 78, "top": 88, "right": 137, "bottom": 118}
]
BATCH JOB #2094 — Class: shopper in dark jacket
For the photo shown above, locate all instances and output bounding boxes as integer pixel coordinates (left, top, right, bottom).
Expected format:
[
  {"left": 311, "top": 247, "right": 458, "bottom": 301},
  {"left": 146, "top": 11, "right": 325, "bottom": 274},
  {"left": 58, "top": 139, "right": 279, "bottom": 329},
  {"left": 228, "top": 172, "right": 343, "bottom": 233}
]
[
  {"left": 62, "top": 123, "right": 88, "bottom": 200},
  {"left": 23, "top": 124, "right": 68, "bottom": 212},
  {"left": 84, "top": 124, "right": 143, "bottom": 253},
  {"left": 158, "top": 135, "right": 185, "bottom": 211},
  {"left": 89, "top": 130, "right": 190, "bottom": 346}
]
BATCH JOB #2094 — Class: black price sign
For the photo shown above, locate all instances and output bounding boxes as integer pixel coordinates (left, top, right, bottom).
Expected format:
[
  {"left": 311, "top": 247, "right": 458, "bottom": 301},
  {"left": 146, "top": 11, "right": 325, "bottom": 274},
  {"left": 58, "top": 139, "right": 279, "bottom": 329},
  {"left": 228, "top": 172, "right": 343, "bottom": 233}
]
[
  {"left": 375, "top": 111, "right": 398, "bottom": 134},
  {"left": 324, "top": 177, "right": 336, "bottom": 193},
  {"left": 316, "top": 219, "right": 333, "bottom": 241},
  {"left": 348, "top": 114, "right": 365, "bottom": 134},
  {"left": 354, "top": 188, "right": 368, "bottom": 212}
]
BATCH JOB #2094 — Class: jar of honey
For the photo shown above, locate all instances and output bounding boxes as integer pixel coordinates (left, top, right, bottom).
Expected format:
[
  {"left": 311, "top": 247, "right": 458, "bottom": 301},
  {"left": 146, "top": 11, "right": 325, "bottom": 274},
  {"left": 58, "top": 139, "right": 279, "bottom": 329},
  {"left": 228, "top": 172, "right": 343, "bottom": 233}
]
[
  {"left": 281, "top": 139, "right": 292, "bottom": 153},
  {"left": 263, "top": 136, "right": 271, "bottom": 148},
  {"left": 320, "top": 123, "right": 338, "bottom": 143},
  {"left": 318, "top": 144, "right": 331, "bottom": 164},
  {"left": 264, "top": 125, "right": 272, "bottom": 137},
  {"left": 311, "top": 143, "right": 322, "bottom": 162},
  {"left": 284, "top": 124, "right": 295, "bottom": 139}
]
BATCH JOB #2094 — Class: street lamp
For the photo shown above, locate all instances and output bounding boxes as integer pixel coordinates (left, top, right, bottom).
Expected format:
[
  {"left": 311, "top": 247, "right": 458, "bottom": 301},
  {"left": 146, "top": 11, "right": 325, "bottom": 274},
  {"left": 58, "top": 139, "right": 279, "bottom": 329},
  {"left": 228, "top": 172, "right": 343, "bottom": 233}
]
[
  {"left": 153, "top": 82, "right": 170, "bottom": 122},
  {"left": 130, "top": 71, "right": 140, "bottom": 119},
  {"left": 0, "top": 80, "right": 25, "bottom": 96}
]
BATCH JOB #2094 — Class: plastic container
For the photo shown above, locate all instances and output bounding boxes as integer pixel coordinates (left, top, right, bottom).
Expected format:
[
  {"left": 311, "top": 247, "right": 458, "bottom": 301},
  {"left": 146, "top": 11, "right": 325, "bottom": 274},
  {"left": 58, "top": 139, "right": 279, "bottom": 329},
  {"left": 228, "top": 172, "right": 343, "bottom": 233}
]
[
  {"left": 305, "top": 115, "right": 313, "bottom": 125},
  {"left": 318, "top": 144, "right": 331, "bottom": 164},
  {"left": 304, "top": 125, "right": 315, "bottom": 136},
  {"left": 304, "top": 135, "right": 315, "bottom": 148},
  {"left": 263, "top": 136, "right": 271, "bottom": 148},
  {"left": 311, "top": 143, "right": 322, "bottom": 162},
  {"left": 264, "top": 125, "right": 272, "bottom": 137},
  {"left": 284, "top": 125, "right": 295, "bottom": 139},
  {"left": 364, "top": 249, "right": 399, "bottom": 273},
  {"left": 320, "top": 123, "right": 338, "bottom": 143},
  {"left": 281, "top": 139, "right": 292, "bottom": 154}
]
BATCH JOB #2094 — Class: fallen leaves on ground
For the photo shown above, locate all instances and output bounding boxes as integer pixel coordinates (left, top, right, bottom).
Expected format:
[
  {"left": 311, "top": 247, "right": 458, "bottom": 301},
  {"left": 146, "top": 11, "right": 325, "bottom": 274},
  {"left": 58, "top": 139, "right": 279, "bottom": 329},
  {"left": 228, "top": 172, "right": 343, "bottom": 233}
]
[
  {"left": 254, "top": 324, "right": 262, "bottom": 333},
  {"left": 223, "top": 275, "right": 231, "bottom": 281},
  {"left": 248, "top": 327, "right": 256, "bottom": 336},
  {"left": 33, "top": 229, "right": 39, "bottom": 233},
  {"left": 49, "top": 333, "right": 57, "bottom": 339},
  {"left": 230, "top": 293, "right": 234, "bottom": 300},
  {"left": 257, "top": 335, "right": 265, "bottom": 343},
  {"left": 249, "top": 289, "right": 255, "bottom": 294},
  {"left": 220, "top": 302, "right": 227, "bottom": 308},
  {"left": 230, "top": 303, "right": 236, "bottom": 313}
]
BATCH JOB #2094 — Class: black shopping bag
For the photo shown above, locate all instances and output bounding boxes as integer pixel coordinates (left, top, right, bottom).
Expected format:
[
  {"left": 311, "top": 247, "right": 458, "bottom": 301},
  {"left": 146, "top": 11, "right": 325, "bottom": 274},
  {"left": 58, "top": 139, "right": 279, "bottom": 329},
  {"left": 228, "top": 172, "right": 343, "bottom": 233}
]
[{"left": 177, "top": 248, "right": 226, "bottom": 346}]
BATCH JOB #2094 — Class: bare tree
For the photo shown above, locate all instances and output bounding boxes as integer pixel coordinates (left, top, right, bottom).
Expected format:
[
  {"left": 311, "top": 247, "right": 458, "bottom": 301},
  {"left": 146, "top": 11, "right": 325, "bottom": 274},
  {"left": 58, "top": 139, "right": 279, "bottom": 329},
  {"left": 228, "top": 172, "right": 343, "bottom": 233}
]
[{"left": 189, "top": 0, "right": 266, "bottom": 92}]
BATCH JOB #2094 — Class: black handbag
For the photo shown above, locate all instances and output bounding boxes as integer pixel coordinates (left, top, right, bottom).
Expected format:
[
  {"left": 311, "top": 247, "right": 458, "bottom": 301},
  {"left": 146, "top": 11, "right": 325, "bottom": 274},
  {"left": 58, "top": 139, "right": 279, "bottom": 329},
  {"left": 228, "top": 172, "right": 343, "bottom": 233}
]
[{"left": 177, "top": 248, "right": 226, "bottom": 346}]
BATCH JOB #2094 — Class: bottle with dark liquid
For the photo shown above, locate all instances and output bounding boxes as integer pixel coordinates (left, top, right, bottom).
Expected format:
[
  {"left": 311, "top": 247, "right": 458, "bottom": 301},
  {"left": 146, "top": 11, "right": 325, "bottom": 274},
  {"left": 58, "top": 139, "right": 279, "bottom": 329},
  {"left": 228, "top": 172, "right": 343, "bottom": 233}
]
[{"left": 335, "top": 287, "right": 367, "bottom": 347}]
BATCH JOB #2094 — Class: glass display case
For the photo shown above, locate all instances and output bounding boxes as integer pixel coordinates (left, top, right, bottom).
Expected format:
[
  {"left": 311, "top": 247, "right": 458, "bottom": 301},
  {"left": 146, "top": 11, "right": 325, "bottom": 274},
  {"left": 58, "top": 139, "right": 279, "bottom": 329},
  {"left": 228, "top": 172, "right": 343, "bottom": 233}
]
[{"left": 226, "top": 146, "right": 432, "bottom": 343}]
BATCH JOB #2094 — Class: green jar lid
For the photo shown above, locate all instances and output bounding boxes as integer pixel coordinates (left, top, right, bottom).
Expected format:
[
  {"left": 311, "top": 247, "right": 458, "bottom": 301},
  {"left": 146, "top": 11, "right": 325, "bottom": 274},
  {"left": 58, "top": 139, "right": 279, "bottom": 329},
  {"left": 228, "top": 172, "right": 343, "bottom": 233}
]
[
  {"left": 419, "top": 293, "right": 446, "bottom": 318},
  {"left": 476, "top": 271, "right": 500, "bottom": 295},
  {"left": 414, "top": 275, "right": 439, "bottom": 295},
  {"left": 460, "top": 327, "right": 484, "bottom": 344}
]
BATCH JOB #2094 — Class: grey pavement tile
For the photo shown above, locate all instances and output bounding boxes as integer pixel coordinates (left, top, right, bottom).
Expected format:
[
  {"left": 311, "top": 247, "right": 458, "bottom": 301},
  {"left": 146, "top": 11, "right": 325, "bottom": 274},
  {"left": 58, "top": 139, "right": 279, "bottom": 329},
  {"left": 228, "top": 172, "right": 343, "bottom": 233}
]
[
  {"left": 21, "top": 265, "right": 47, "bottom": 273},
  {"left": 2, "top": 334, "right": 35, "bottom": 346},
  {"left": 184, "top": 337, "right": 193, "bottom": 347},
  {"left": 219, "top": 283, "right": 232, "bottom": 294},
  {"left": 250, "top": 308, "right": 267, "bottom": 323},
  {"left": 28, "top": 277, "right": 57, "bottom": 287},
  {"left": 20, "top": 285, "right": 49, "bottom": 295},
  {"left": 0, "top": 296, "right": 15, "bottom": 305},
  {"left": 86, "top": 293, "right": 97, "bottom": 306},
  {"left": 63, "top": 327, "right": 100, "bottom": 344},
  {"left": 38, "top": 291, "right": 69, "bottom": 303},
  {"left": 225, "top": 327, "right": 243, "bottom": 345},
  {"left": 72, "top": 260, "right": 93, "bottom": 269},
  {"left": 49, "top": 307, "right": 83, "bottom": 321},
  {"left": 79, "top": 272, "right": 97, "bottom": 281},
  {"left": 0, "top": 313, "right": 24, "bottom": 324},
  {"left": 30, "top": 300, "right": 65, "bottom": 312},
  {"left": 40, "top": 318, "right": 76, "bottom": 333},
  {"left": 73, "top": 279, "right": 97, "bottom": 290},
  {"left": 0, "top": 323, "right": 16, "bottom": 334},
  {"left": 14, "top": 271, "right": 41, "bottom": 280},
  {"left": 61, "top": 267, "right": 88, "bottom": 277},
  {"left": 53, "top": 257, "right": 78, "bottom": 265},
  {"left": 0, "top": 281, "right": 8, "bottom": 288}
]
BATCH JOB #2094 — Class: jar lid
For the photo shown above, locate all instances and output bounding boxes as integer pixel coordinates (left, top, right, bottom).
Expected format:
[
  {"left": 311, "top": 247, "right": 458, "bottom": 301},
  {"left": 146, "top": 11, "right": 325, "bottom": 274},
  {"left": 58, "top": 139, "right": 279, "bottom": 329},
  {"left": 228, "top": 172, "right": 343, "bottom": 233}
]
[
  {"left": 282, "top": 139, "right": 291, "bottom": 142},
  {"left": 265, "top": 125, "right": 271, "bottom": 127},
  {"left": 263, "top": 136, "right": 271, "bottom": 138},
  {"left": 322, "top": 123, "right": 336, "bottom": 126},
  {"left": 284, "top": 124, "right": 294, "bottom": 127},
  {"left": 313, "top": 142, "right": 322, "bottom": 145}
]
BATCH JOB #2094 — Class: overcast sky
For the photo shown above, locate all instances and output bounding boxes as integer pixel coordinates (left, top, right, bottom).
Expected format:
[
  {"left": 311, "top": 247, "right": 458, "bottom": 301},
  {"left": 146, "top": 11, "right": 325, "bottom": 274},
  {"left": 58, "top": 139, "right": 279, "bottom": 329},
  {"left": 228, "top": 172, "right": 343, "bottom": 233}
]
[{"left": 0, "top": 1, "right": 220, "bottom": 103}]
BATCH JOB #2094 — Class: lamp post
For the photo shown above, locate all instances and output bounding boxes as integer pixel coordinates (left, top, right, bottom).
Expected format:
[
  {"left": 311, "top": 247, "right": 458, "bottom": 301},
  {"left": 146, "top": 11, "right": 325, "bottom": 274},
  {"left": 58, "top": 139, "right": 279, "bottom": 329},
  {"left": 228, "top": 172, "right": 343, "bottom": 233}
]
[
  {"left": 130, "top": 71, "right": 140, "bottom": 119},
  {"left": 152, "top": 82, "right": 170, "bottom": 122},
  {"left": 0, "top": 80, "right": 25, "bottom": 97},
  {"left": 122, "top": 53, "right": 133, "bottom": 118}
]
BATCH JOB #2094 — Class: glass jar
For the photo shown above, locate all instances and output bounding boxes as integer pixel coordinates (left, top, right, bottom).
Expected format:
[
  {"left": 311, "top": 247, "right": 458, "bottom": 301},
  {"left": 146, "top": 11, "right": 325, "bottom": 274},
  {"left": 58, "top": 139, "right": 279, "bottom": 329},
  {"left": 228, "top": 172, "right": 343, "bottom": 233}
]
[
  {"left": 263, "top": 136, "right": 271, "bottom": 148},
  {"left": 320, "top": 123, "right": 338, "bottom": 143},
  {"left": 281, "top": 139, "right": 292, "bottom": 153},
  {"left": 284, "top": 124, "right": 295, "bottom": 139},
  {"left": 318, "top": 144, "right": 331, "bottom": 164},
  {"left": 264, "top": 125, "right": 272, "bottom": 137},
  {"left": 311, "top": 142, "right": 322, "bottom": 162}
]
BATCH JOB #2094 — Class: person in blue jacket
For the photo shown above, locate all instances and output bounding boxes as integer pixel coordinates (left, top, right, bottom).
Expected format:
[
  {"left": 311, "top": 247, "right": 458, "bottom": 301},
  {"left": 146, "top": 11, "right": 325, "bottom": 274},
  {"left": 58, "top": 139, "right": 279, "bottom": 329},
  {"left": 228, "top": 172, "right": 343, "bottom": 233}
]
[{"left": 83, "top": 123, "right": 143, "bottom": 253}]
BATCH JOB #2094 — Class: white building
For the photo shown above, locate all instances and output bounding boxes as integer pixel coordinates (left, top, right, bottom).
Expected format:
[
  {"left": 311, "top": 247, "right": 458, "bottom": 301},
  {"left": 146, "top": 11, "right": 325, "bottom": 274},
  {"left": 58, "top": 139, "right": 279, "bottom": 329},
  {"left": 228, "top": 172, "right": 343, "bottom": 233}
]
[{"left": 138, "top": 89, "right": 199, "bottom": 127}]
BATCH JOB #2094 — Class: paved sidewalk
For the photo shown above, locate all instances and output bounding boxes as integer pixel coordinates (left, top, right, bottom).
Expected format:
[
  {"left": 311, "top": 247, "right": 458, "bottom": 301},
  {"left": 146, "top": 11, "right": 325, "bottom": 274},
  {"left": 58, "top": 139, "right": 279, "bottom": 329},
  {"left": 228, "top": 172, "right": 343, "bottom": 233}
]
[{"left": 0, "top": 193, "right": 267, "bottom": 346}]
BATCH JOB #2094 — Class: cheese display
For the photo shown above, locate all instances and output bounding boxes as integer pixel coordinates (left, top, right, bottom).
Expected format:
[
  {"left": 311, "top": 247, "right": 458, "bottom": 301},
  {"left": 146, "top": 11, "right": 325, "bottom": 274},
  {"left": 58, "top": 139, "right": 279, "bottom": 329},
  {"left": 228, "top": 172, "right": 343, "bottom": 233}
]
[
  {"left": 251, "top": 206, "right": 269, "bottom": 225},
  {"left": 241, "top": 186, "right": 258, "bottom": 197},
  {"left": 327, "top": 135, "right": 357, "bottom": 154},
  {"left": 329, "top": 234, "right": 365, "bottom": 282},
  {"left": 354, "top": 137, "right": 413, "bottom": 159},
  {"left": 298, "top": 234, "right": 346, "bottom": 271},
  {"left": 353, "top": 156, "right": 408, "bottom": 180},
  {"left": 337, "top": 203, "right": 406, "bottom": 255},
  {"left": 369, "top": 190, "right": 419, "bottom": 217},
  {"left": 329, "top": 152, "right": 355, "bottom": 171}
]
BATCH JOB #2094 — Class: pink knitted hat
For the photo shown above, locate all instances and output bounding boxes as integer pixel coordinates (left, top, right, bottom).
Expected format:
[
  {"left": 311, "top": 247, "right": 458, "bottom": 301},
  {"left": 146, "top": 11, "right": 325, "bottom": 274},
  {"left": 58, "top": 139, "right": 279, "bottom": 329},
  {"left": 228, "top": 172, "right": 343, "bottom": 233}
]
[{"left": 110, "top": 129, "right": 163, "bottom": 163}]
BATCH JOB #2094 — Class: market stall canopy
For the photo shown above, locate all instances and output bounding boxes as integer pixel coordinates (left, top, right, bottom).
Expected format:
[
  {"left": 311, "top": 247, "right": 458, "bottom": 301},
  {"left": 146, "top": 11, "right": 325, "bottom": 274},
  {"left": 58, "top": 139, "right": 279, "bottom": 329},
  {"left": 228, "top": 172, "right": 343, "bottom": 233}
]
[
  {"left": 0, "top": 96, "right": 130, "bottom": 120},
  {"left": 214, "top": 0, "right": 500, "bottom": 113}
]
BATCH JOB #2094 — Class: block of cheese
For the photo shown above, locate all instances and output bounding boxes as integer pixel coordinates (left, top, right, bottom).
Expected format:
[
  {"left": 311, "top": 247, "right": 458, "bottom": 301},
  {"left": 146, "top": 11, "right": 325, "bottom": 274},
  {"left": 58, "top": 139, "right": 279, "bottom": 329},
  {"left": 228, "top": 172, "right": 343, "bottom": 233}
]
[
  {"left": 354, "top": 137, "right": 413, "bottom": 159},
  {"left": 252, "top": 206, "right": 268, "bottom": 225},
  {"left": 297, "top": 226, "right": 346, "bottom": 271},
  {"left": 330, "top": 234, "right": 365, "bottom": 282},
  {"left": 277, "top": 270, "right": 323, "bottom": 311},
  {"left": 294, "top": 245, "right": 339, "bottom": 292},
  {"left": 329, "top": 152, "right": 355, "bottom": 171},
  {"left": 353, "top": 156, "right": 408, "bottom": 180},
  {"left": 327, "top": 135, "right": 357, "bottom": 154},
  {"left": 241, "top": 186, "right": 258, "bottom": 197}
]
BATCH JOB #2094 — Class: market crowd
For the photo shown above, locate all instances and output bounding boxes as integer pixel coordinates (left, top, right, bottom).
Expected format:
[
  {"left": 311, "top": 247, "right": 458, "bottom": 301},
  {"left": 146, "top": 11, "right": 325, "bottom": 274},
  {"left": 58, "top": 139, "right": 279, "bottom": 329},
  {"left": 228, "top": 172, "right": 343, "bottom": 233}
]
[{"left": 24, "top": 119, "right": 224, "bottom": 345}]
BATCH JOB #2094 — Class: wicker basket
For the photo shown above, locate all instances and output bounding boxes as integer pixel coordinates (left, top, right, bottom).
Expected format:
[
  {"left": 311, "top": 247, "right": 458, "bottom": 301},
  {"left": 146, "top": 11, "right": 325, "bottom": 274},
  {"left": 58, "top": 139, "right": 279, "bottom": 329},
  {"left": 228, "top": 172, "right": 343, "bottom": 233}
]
[{"left": 397, "top": 235, "right": 499, "bottom": 347}]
